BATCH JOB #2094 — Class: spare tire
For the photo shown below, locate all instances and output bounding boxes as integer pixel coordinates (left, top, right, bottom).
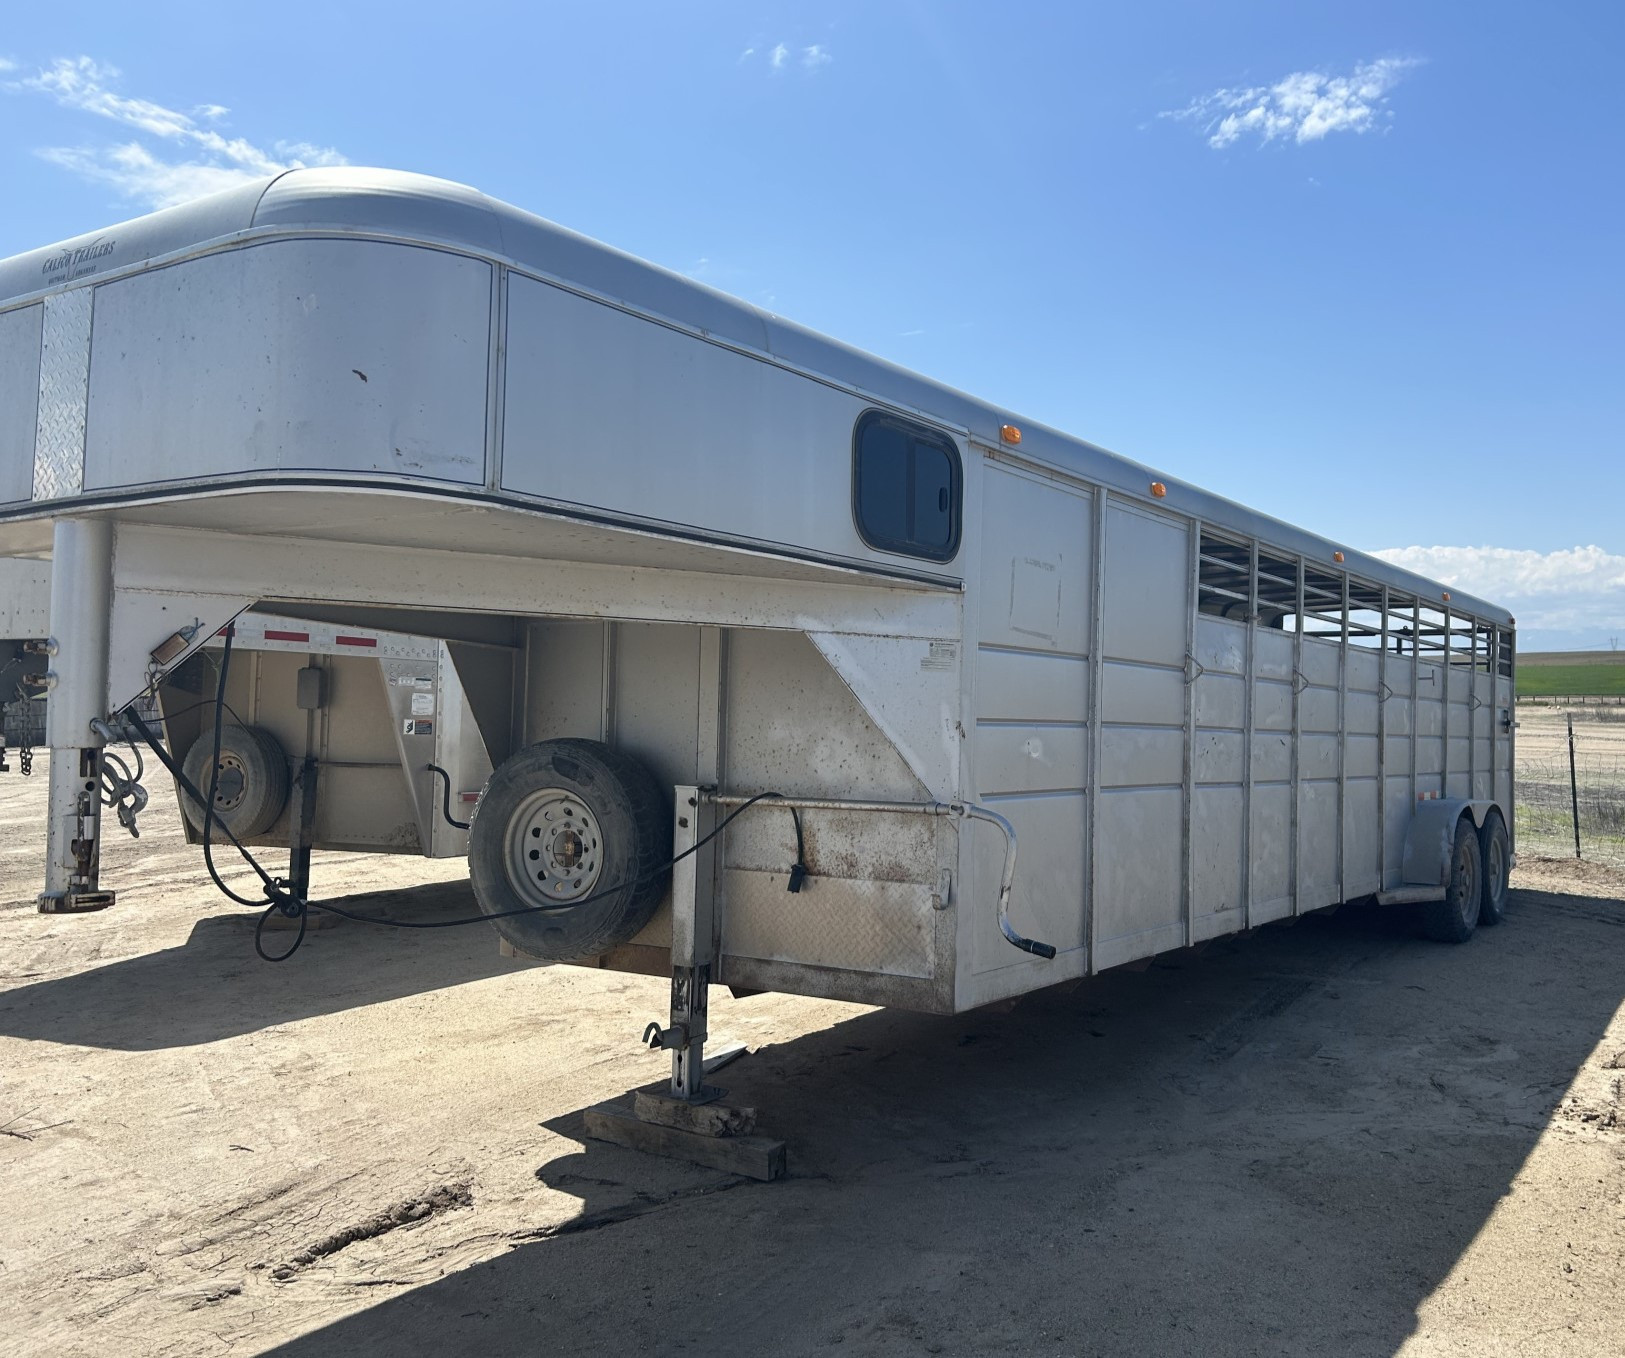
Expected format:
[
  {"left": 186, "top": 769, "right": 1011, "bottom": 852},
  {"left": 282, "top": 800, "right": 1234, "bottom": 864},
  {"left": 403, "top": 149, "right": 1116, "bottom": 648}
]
[
  {"left": 468, "top": 738, "right": 670, "bottom": 961},
  {"left": 180, "top": 725, "right": 291, "bottom": 839}
]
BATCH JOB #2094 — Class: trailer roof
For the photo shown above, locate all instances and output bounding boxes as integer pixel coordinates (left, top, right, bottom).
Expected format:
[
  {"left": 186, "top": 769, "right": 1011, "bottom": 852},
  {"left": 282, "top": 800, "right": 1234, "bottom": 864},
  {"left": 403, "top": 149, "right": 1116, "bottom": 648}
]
[{"left": 0, "top": 168, "right": 1512, "bottom": 625}]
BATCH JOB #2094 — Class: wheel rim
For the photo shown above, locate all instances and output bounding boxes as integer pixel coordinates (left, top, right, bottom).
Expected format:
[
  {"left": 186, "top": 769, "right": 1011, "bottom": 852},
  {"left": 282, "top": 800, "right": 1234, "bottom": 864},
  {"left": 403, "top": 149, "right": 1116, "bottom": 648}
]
[
  {"left": 1488, "top": 835, "right": 1506, "bottom": 903},
  {"left": 211, "top": 753, "right": 248, "bottom": 813},
  {"left": 1459, "top": 839, "right": 1480, "bottom": 924},
  {"left": 504, "top": 788, "right": 605, "bottom": 909}
]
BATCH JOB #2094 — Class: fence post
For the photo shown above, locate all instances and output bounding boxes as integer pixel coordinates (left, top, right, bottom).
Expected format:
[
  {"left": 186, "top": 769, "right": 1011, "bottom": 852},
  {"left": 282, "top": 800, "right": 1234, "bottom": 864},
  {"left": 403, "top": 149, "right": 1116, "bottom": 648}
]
[{"left": 1567, "top": 712, "right": 1582, "bottom": 860}]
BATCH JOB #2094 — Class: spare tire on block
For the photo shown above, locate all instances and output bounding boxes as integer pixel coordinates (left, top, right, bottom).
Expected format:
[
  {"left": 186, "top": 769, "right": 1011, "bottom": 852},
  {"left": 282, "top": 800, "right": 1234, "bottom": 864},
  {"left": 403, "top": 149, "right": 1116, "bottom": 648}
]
[
  {"left": 468, "top": 738, "right": 670, "bottom": 961},
  {"left": 180, "top": 725, "right": 291, "bottom": 839}
]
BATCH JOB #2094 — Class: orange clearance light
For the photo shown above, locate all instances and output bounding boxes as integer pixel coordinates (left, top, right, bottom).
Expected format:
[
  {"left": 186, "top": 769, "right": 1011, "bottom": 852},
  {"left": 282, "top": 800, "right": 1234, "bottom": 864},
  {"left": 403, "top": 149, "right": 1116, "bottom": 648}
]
[
  {"left": 1442, "top": 592, "right": 1452, "bottom": 602},
  {"left": 1333, "top": 551, "right": 1345, "bottom": 563},
  {"left": 1000, "top": 424, "right": 1022, "bottom": 445},
  {"left": 1150, "top": 481, "right": 1167, "bottom": 498}
]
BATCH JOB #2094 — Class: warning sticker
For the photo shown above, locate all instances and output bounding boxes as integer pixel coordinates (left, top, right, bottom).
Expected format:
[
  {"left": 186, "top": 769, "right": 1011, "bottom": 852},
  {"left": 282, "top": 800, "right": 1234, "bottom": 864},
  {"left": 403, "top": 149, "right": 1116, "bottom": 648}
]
[
  {"left": 920, "top": 641, "right": 959, "bottom": 672},
  {"left": 403, "top": 718, "right": 435, "bottom": 737},
  {"left": 410, "top": 691, "right": 436, "bottom": 716}
]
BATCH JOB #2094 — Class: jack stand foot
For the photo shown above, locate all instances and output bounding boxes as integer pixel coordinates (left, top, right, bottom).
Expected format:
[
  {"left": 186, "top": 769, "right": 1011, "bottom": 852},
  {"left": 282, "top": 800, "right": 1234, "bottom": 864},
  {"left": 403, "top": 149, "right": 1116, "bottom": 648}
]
[{"left": 37, "top": 889, "right": 116, "bottom": 914}]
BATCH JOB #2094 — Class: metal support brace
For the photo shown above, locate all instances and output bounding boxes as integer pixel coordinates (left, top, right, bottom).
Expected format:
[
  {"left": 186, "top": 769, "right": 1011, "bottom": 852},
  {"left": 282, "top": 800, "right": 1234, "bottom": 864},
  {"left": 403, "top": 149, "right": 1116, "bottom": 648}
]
[
  {"left": 286, "top": 756, "right": 320, "bottom": 903},
  {"left": 39, "top": 518, "right": 115, "bottom": 913},
  {"left": 667, "top": 784, "right": 720, "bottom": 1103}
]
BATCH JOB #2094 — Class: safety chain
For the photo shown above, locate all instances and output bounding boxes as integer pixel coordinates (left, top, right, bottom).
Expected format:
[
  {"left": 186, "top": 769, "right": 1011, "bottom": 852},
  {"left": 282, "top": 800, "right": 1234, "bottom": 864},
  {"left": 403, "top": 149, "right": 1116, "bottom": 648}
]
[{"left": 2, "top": 692, "right": 33, "bottom": 776}]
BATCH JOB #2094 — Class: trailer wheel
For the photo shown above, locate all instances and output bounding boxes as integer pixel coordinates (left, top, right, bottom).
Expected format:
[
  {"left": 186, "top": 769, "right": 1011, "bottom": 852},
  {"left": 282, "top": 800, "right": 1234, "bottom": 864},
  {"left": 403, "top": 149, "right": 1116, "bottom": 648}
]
[
  {"left": 468, "top": 738, "right": 669, "bottom": 961},
  {"left": 180, "top": 725, "right": 291, "bottom": 839},
  {"left": 1477, "top": 810, "right": 1511, "bottom": 926},
  {"left": 1419, "top": 816, "right": 1481, "bottom": 943}
]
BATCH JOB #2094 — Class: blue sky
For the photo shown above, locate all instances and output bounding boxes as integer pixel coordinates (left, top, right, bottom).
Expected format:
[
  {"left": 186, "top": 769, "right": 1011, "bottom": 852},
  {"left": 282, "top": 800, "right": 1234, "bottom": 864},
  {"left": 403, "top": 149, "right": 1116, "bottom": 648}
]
[{"left": 2, "top": 3, "right": 1621, "bottom": 649}]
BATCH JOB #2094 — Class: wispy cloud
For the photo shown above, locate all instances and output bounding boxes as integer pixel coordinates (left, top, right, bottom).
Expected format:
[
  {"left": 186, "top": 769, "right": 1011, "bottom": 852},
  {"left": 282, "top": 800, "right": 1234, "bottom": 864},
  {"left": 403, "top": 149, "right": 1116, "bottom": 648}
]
[
  {"left": 0, "top": 57, "right": 16, "bottom": 73},
  {"left": 744, "top": 41, "right": 829, "bottom": 75},
  {"left": 1164, "top": 57, "right": 1422, "bottom": 150},
  {"left": 1373, "top": 545, "right": 1625, "bottom": 646},
  {"left": 4, "top": 56, "right": 345, "bottom": 208}
]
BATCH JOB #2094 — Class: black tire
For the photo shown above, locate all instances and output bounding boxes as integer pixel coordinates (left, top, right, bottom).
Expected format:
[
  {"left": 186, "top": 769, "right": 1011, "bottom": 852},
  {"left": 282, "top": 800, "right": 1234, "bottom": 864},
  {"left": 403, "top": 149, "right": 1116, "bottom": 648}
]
[
  {"left": 468, "top": 738, "right": 670, "bottom": 961},
  {"left": 180, "top": 725, "right": 290, "bottom": 839},
  {"left": 1477, "top": 809, "right": 1511, "bottom": 926},
  {"left": 1420, "top": 816, "right": 1482, "bottom": 943}
]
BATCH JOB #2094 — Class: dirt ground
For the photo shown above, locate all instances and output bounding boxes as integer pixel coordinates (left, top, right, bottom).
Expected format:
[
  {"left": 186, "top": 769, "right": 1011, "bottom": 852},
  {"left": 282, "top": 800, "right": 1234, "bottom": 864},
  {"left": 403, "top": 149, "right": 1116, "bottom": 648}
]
[{"left": 2, "top": 758, "right": 1623, "bottom": 1357}]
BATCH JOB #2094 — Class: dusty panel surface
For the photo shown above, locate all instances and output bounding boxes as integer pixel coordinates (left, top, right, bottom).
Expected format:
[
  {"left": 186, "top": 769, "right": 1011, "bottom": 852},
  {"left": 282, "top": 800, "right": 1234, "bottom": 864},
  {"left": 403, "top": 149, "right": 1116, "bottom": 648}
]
[
  {"left": 83, "top": 240, "right": 491, "bottom": 489},
  {"left": 1297, "top": 634, "right": 1342, "bottom": 908},
  {"left": 522, "top": 620, "right": 606, "bottom": 746},
  {"left": 806, "top": 631, "right": 962, "bottom": 797},
  {"left": 0, "top": 558, "right": 49, "bottom": 636},
  {"left": 971, "top": 465, "right": 1092, "bottom": 981},
  {"left": 1192, "top": 616, "right": 1246, "bottom": 935},
  {"left": 1094, "top": 499, "right": 1189, "bottom": 964},
  {"left": 722, "top": 629, "right": 939, "bottom": 982},
  {"left": 611, "top": 622, "right": 702, "bottom": 794},
  {"left": 0, "top": 304, "right": 42, "bottom": 505}
]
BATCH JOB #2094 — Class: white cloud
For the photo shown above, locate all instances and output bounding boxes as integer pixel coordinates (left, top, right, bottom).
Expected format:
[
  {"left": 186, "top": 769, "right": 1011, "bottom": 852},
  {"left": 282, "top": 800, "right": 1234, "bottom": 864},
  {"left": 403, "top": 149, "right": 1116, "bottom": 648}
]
[
  {"left": 1373, "top": 545, "right": 1625, "bottom": 645},
  {"left": 1164, "top": 57, "right": 1421, "bottom": 150},
  {"left": 769, "top": 42, "right": 789, "bottom": 70},
  {"left": 802, "top": 45, "right": 831, "bottom": 71},
  {"left": 5, "top": 56, "right": 345, "bottom": 208},
  {"left": 0, "top": 58, "right": 16, "bottom": 73},
  {"left": 739, "top": 47, "right": 756, "bottom": 63}
]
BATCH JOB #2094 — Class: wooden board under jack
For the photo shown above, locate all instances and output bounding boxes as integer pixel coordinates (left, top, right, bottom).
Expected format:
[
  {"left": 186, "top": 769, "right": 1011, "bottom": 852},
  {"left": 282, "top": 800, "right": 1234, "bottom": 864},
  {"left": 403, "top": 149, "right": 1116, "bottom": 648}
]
[
  {"left": 581, "top": 1040, "right": 784, "bottom": 1182},
  {"left": 582, "top": 1100, "right": 786, "bottom": 1182}
]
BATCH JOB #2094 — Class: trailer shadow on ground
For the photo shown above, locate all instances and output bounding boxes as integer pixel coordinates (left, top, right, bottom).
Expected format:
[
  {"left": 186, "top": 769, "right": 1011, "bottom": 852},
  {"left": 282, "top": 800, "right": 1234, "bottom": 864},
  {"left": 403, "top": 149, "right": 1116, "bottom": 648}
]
[
  {"left": 0, "top": 879, "right": 524, "bottom": 1050},
  {"left": 262, "top": 892, "right": 1625, "bottom": 1358}
]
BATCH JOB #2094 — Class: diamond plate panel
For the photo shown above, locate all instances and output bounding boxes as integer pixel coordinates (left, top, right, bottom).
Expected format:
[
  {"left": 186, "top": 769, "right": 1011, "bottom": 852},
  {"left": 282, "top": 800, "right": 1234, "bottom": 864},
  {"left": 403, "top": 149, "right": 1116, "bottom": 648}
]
[
  {"left": 32, "top": 288, "right": 93, "bottom": 501},
  {"left": 723, "top": 868, "right": 936, "bottom": 978}
]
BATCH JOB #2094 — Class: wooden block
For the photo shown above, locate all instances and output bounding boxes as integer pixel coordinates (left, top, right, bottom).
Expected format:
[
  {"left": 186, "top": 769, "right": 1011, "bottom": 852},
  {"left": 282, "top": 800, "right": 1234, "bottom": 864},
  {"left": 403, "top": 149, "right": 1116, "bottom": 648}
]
[
  {"left": 633, "top": 1090, "right": 757, "bottom": 1137},
  {"left": 583, "top": 1102, "right": 786, "bottom": 1182}
]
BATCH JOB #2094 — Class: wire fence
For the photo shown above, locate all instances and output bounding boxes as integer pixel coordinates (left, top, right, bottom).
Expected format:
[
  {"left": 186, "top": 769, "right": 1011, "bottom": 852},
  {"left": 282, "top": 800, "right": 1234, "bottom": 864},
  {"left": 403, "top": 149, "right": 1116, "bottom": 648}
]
[{"left": 1515, "top": 705, "right": 1625, "bottom": 867}]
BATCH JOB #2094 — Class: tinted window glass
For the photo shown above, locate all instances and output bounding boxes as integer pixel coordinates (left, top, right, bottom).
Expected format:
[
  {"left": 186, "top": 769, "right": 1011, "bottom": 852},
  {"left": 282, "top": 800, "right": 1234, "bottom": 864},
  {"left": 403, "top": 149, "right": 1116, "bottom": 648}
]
[
  {"left": 856, "top": 420, "right": 911, "bottom": 549},
  {"left": 911, "top": 444, "right": 954, "bottom": 551},
  {"left": 853, "top": 412, "right": 960, "bottom": 562}
]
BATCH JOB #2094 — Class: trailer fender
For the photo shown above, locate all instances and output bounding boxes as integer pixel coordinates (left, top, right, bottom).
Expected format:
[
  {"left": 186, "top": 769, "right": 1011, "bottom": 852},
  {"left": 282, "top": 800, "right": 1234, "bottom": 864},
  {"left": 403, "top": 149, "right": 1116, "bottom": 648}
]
[{"left": 1398, "top": 798, "right": 1498, "bottom": 890}]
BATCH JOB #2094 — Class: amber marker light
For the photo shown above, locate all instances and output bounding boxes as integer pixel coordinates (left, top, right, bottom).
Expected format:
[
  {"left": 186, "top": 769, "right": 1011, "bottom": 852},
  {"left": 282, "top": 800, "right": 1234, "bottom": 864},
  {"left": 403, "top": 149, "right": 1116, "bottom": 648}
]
[
  {"left": 1333, "top": 551, "right": 1345, "bottom": 563},
  {"left": 1442, "top": 592, "right": 1452, "bottom": 602},
  {"left": 1000, "top": 424, "right": 1022, "bottom": 445},
  {"left": 1150, "top": 481, "right": 1167, "bottom": 498}
]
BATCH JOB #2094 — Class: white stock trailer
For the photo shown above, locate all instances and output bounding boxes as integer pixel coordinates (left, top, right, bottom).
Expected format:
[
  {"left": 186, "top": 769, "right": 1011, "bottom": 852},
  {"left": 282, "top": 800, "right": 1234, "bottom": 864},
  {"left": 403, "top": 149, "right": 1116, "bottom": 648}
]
[{"left": 0, "top": 169, "right": 1516, "bottom": 1102}]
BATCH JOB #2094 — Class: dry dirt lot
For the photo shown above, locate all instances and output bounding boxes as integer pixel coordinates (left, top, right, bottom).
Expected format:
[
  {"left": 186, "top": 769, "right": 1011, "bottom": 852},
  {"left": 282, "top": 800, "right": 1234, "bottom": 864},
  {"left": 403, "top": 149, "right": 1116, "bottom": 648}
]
[{"left": 2, "top": 757, "right": 1623, "bottom": 1357}]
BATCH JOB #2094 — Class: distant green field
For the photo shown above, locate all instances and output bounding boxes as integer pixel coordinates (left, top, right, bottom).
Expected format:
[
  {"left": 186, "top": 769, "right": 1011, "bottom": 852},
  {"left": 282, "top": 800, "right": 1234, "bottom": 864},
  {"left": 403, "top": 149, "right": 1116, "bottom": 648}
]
[{"left": 1516, "top": 663, "right": 1625, "bottom": 697}]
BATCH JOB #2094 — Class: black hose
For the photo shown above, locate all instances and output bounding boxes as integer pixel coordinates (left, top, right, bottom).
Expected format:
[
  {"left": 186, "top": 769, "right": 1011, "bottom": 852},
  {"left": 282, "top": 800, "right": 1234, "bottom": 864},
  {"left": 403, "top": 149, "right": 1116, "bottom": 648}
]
[
  {"left": 125, "top": 694, "right": 801, "bottom": 961},
  {"left": 199, "top": 630, "right": 264, "bottom": 909},
  {"left": 425, "top": 764, "right": 470, "bottom": 830}
]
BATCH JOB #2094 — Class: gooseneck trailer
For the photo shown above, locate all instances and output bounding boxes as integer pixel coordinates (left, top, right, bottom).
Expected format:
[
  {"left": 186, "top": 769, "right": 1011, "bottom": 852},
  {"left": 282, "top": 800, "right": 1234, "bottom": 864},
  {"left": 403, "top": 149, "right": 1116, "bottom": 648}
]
[{"left": 0, "top": 170, "right": 1515, "bottom": 1099}]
